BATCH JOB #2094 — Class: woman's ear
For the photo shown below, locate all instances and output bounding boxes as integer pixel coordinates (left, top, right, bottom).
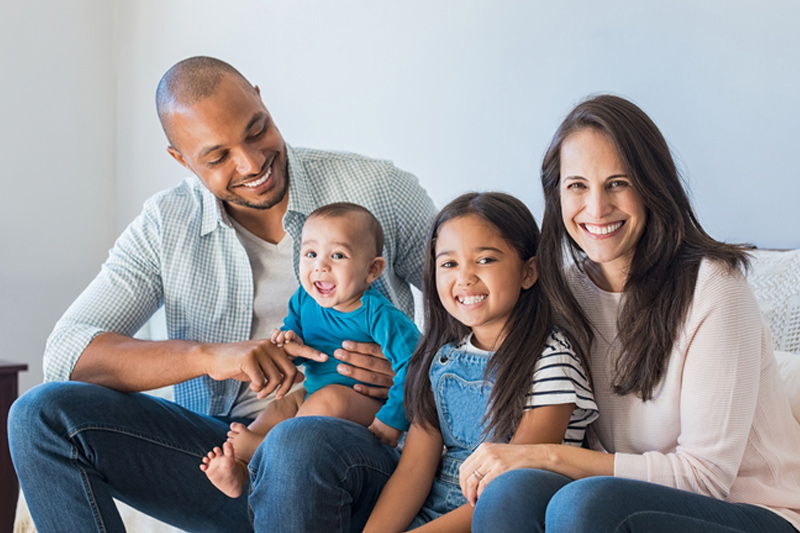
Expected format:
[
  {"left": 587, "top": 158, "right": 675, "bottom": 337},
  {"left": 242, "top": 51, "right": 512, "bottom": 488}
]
[
  {"left": 521, "top": 257, "right": 538, "bottom": 289},
  {"left": 366, "top": 257, "right": 387, "bottom": 284}
]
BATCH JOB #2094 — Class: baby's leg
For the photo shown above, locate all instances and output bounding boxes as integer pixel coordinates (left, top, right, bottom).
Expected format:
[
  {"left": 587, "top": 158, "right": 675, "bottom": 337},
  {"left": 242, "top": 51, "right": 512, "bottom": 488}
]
[
  {"left": 199, "top": 441, "right": 249, "bottom": 499},
  {"left": 228, "top": 387, "right": 305, "bottom": 463},
  {"left": 296, "top": 384, "right": 382, "bottom": 427}
]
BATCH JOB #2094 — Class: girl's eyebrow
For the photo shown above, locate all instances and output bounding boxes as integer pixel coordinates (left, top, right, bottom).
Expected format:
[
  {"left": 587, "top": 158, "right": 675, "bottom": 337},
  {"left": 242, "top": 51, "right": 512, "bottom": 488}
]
[{"left": 435, "top": 246, "right": 504, "bottom": 259}]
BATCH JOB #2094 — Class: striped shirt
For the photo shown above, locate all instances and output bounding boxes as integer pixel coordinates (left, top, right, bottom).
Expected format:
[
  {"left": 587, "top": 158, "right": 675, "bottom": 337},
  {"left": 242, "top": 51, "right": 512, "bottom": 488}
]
[
  {"left": 459, "top": 328, "right": 598, "bottom": 445},
  {"left": 43, "top": 145, "right": 437, "bottom": 416}
]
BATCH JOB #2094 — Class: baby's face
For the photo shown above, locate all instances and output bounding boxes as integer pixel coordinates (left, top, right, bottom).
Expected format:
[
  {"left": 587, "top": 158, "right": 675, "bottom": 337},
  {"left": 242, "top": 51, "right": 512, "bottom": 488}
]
[{"left": 298, "top": 215, "right": 380, "bottom": 313}]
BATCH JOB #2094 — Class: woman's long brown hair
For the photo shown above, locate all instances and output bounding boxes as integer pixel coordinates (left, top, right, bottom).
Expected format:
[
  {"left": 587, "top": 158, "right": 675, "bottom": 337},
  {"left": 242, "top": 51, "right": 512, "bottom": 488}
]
[{"left": 539, "top": 95, "right": 749, "bottom": 400}]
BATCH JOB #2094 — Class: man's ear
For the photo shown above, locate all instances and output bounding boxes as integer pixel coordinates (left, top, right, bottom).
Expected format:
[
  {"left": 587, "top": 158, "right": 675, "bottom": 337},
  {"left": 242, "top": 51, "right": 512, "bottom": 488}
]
[
  {"left": 521, "top": 256, "right": 538, "bottom": 290},
  {"left": 167, "top": 146, "right": 190, "bottom": 170},
  {"left": 366, "top": 257, "right": 387, "bottom": 284}
]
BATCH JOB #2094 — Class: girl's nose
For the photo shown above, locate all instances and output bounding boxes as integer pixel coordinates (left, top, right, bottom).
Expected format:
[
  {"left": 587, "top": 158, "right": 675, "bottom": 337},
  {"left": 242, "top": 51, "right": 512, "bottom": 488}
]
[{"left": 456, "top": 267, "right": 476, "bottom": 286}]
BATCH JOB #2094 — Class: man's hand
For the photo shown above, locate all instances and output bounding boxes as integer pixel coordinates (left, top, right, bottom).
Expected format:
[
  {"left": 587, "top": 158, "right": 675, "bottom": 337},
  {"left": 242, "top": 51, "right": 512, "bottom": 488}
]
[
  {"left": 334, "top": 341, "right": 395, "bottom": 400},
  {"left": 368, "top": 417, "right": 402, "bottom": 447},
  {"left": 202, "top": 339, "right": 326, "bottom": 400}
]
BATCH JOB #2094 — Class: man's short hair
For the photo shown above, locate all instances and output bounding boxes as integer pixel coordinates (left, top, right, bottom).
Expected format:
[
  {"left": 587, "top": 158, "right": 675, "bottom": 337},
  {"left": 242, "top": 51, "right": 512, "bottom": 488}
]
[
  {"left": 155, "top": 56, "right": 253, "bottom": 145},
  {"left": 307, "top": 203, "right": 385, "bottom": 257}
]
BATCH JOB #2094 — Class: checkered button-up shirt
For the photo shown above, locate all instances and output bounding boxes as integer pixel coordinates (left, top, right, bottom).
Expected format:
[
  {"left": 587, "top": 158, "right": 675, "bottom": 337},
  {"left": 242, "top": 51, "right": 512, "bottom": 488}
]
[{"left": 44, "top": 145, "right": 436, "bottom": 416}]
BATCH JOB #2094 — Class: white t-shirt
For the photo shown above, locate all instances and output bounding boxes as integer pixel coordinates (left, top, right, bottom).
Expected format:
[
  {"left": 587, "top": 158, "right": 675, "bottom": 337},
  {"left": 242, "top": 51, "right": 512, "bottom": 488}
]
[{"left": 228, "top": 219, "right": 300, "bottom": 419}]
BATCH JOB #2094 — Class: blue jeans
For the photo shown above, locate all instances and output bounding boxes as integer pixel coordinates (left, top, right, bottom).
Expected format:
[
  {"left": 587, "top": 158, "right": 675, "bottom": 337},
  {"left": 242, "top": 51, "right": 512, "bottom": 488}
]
[
  {"left": 8, "top": 382, "right": 253, "bottom": 532},
  {"left": 471, "top": 470, "right": 798, "bottom": 533},
  {"left": 249, "top": 416, "right": 400, "bottom": 532},
  {"left": 10, "top": 383, "right": 399, "bottom": 533}
]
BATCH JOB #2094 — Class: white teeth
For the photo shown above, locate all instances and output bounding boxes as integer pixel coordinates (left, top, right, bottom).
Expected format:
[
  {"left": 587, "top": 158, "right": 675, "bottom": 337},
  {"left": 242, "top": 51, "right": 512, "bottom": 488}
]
[
  {"left": 242, "top": 167, "right": 271, "bottom": 188},
  {"left": 458, "top": 295, "right": 486, "bottom": 305},
  {"left": 584, "top": 221, "right": 623, "bottom": 235}
]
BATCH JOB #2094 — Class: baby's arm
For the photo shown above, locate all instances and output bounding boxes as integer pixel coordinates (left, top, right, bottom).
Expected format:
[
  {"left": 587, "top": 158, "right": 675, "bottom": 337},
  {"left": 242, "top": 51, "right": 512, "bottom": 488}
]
[
  {"left": 368, "top": 417, "right": 403, "bottom": 447},
  {"left": 363, "top": 422, "right": 443, "bottom": 533}
]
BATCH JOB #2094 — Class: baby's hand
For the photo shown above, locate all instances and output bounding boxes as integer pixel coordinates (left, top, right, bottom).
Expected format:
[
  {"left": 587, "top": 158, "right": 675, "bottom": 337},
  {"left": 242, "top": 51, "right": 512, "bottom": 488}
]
[
  {"left": 270, "top": 328, "right": 300, "bottom": 348},
  {"left": 368, "top": 418, "right": 402, "bottom": 447}
]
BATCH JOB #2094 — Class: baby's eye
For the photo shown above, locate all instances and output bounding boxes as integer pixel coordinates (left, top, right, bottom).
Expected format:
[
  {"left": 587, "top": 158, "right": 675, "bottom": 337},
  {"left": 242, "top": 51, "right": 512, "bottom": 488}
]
[
  {"left": 304, "top": 251, "right": 317, "bottom": 258},
  {"left": 332, "top": 252, "right": 345, "bottom": 259}
]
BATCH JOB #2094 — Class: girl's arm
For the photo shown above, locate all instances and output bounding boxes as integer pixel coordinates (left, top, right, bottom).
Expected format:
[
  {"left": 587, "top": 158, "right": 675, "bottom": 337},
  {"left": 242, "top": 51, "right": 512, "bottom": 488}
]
[
  {"left": 363, "top": 422, "right": 444, "bottom": 533},
  {"left": 413, "top": 403, "right": 578, "bottom": 532}
]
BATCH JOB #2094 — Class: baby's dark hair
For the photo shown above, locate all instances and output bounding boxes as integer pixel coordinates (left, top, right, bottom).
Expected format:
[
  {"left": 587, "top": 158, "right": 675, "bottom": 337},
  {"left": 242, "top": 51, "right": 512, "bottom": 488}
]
[
  {"left": 405, "top": 191, "right": 574, "bottom": 441},
  {"left": 307, "top": 202, "right": 384, "bottom": 257}
]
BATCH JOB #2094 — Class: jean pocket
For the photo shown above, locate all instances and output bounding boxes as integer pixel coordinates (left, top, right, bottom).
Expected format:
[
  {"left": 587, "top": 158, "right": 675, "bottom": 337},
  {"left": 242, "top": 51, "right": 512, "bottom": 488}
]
[{"left": 436, "top": 373, "right": 491, "bottom": 449}]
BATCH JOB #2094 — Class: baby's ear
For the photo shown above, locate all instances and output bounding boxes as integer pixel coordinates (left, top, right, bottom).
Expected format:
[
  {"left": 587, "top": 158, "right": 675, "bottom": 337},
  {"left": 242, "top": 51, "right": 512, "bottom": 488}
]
[
  {"left": 366, "top": 257, "right": 387, "bottom": 283},
  {"left": 521, "top": 256, "right": 538, "bottom": 289}
]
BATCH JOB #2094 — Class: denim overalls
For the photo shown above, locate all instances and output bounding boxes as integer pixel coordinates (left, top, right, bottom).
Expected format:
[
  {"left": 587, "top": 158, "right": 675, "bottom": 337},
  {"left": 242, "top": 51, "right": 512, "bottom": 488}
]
[{"left": 410, "top": 341, "right": 496, "bottom": 527}]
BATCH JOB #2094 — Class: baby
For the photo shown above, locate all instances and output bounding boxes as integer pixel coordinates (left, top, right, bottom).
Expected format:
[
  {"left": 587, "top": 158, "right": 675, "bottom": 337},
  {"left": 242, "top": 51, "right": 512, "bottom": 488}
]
[{"left": 201, "top": 202, "right": 420, "bottom": 498}]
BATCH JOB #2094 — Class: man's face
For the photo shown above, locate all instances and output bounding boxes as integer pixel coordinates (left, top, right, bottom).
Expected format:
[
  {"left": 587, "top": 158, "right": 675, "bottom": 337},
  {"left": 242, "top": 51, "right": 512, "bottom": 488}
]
[{"left": 165, "top": 75, "right": 288, "bottom": 214}]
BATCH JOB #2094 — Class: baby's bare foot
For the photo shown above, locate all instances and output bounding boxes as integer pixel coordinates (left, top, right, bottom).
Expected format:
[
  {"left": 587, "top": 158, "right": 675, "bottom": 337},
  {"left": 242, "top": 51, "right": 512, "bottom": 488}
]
[
  {"left": 199, "top": 441, "right": 249, "bottom": 498},
  {"left": 227, "top": 422, "right": 265, "bottom": 463}
]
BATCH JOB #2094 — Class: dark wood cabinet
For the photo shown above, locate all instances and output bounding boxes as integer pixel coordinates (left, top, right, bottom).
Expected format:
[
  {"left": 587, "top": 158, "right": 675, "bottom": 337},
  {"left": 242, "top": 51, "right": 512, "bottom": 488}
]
[{"left": 1, "top": 361, "right": 28, "bottom": 533}]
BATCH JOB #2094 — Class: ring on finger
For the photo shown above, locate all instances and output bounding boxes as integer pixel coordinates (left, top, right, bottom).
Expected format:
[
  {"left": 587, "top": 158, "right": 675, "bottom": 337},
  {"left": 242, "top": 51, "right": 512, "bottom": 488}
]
[{"left": 472, "top": 469, "right": 485, "bottom": 481}]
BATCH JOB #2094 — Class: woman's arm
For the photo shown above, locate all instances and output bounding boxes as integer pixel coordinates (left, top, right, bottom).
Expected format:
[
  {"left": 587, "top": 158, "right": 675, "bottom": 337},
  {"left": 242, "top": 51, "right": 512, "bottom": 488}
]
[
  {"left": 458, "top": 403, "right": 592, "bottom": 506},
  {"left": 363, "top": 422, "right": 444, "bottom": 533}
]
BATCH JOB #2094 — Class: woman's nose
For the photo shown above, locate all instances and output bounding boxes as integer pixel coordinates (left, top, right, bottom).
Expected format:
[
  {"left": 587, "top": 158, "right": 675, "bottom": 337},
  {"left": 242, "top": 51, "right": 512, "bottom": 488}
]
[{"left": 586, "top": 188, "right": 613, "bottom": 219}]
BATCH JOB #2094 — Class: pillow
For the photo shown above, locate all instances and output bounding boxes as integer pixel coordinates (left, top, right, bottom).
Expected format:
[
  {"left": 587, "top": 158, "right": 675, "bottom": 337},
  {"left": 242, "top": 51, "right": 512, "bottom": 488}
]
[{"left": 775, "top": 350, "right": 800, "bottom": 424}]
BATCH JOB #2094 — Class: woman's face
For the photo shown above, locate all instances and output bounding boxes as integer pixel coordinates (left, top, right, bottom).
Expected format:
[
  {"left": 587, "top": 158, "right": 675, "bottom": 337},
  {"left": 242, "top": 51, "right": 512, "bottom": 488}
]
[{"left": 559, "top": 128, "right": 647, "bottom": 292}]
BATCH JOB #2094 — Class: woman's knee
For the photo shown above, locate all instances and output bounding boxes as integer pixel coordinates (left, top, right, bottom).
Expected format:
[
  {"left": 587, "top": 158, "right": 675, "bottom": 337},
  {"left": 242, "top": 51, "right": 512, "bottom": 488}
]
[
  {"left": 473, "top": 469, "right": 570, "bottom": 533},
  {"left": 546, "top": 476, "right": 625, "bottom": 533}
]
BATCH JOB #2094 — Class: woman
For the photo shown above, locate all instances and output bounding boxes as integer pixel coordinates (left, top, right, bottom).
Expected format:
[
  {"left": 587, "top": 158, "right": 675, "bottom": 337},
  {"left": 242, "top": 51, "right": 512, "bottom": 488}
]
[{"left": 461, "top": 95, "right": 800, "bottom": 532}]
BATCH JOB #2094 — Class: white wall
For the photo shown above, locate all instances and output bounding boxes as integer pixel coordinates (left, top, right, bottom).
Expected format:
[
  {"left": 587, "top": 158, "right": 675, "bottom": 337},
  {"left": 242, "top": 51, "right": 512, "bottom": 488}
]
[
  {"left": 0, "top": 0, "right": 116, "bottom": 392},
  {"left": 4, "top": 0, "right": 799, "bottom": 392}
]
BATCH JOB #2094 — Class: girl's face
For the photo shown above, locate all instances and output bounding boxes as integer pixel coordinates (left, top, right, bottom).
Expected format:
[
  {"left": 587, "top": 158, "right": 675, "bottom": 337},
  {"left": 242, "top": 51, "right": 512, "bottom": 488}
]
[
  {"left": 434, "top": 213, "right": 537, "bottom": 351},
  {"left": 559, "top": 128, "right": 647, "bottom": 292}
]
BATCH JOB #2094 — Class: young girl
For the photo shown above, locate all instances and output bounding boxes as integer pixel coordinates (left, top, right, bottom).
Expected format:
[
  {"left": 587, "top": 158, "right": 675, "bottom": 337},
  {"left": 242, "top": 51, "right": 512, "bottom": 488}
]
[{"left": 363, "top": 192, "right": 598, "bottom": 532}]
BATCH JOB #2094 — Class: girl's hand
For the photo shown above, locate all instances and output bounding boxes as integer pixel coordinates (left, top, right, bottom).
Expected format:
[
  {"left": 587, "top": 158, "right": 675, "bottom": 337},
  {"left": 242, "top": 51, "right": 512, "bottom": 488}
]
[
  {"left": 368, "top": 417, "right": 402, "bottom": 447},
  {"left": 459, "top": 442, "right": 551, "bottom": 506}
]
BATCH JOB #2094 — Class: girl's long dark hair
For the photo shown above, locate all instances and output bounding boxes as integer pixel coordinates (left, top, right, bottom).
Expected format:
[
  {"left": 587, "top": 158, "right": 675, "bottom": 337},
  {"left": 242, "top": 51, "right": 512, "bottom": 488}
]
[
  {"left": 405, "top": 192, "right": 583, "bottom": 440},
  {"left": 539, "top": 95, "right": 749, "bottom": 400}
]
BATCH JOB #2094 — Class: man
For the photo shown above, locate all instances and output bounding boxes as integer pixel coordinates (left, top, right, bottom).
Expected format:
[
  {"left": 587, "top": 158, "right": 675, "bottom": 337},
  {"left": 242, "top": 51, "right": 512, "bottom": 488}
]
[{"left": 9, "top": 56, "right": 436, "bottom": 532}]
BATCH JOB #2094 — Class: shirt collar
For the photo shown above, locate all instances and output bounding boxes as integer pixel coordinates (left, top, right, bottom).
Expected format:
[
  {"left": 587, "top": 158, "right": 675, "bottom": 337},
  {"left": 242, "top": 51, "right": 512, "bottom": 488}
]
[{"left": 285, "top": 144, "right": 314, "bottom": 217}]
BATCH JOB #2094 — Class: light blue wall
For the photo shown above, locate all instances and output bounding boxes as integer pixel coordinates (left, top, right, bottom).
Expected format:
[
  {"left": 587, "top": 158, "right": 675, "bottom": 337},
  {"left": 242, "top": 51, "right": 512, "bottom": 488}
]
[
  {"left": 4, "top": 0, "right": 799, "bottom": 391},
  {"left": 116, "top": 1, "right": 800, "bottom": 249}
]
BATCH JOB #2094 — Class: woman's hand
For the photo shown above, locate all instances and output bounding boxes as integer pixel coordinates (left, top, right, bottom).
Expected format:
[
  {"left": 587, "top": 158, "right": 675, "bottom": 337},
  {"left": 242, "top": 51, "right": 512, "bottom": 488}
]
[
  {"left": 334, "top": 340, "right": 395, "bottom": 399},
  {"left": 459, "top": 442, "right": 551, "bottom": 506}
]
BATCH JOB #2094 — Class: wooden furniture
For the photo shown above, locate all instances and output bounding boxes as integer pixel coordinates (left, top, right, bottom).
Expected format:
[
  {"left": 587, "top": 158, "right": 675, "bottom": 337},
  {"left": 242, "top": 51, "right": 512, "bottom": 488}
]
[{"left": 1, "top": 360, "right": 27, "bottom": 533}]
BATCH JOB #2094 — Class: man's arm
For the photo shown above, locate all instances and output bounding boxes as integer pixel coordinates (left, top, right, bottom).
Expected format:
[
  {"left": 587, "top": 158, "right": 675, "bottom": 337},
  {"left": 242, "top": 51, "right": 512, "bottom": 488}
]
[{"left": 73, "top": 331, "right": 325, "bottom": 398}]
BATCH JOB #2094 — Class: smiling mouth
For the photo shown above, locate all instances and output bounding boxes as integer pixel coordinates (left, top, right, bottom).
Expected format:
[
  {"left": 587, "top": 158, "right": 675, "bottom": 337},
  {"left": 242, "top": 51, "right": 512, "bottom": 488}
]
[
  {"left": 457, "top": 294, "right": 487, "bottom": 305},
  {"left": 240, "top": 165, "right": 272, "bottom": 188},
  {"left": 314, "top": 281, "right": 336, "bottom": 295},
  {"left": 581, "top": 221, "right": 624, "bottom": 235}
]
